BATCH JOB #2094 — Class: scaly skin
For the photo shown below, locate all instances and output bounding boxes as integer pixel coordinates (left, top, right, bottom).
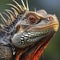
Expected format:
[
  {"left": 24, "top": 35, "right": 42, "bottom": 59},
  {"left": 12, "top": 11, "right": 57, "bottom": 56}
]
[
  {"left": 14, "top": 11, "right": 59, "bottom": 60},
  {"left": 0, "top": 0, "right": 59, "bottom": 60}
]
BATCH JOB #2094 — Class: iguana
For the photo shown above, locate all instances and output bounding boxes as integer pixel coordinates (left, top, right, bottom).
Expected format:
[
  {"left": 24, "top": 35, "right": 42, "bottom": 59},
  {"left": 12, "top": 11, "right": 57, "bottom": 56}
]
[{"left": 0, "top": 0, "right": 59, "bottom": 60}]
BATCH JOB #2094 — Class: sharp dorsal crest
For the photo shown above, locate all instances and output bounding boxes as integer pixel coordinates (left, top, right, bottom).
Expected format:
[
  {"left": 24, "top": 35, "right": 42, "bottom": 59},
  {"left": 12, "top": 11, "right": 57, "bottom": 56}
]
[{"left": 0, "top": 0, "right": 29, "bottom": 30}]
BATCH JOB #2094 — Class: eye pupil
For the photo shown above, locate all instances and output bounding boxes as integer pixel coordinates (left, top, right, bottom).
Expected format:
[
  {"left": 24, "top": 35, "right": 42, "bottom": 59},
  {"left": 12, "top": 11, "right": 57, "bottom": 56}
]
[
  {"left": 29, "top": 17, "right": 36, "bottom": 23},
  {"left": 28, "top": 15, "right": 36, "bottom": 24}
]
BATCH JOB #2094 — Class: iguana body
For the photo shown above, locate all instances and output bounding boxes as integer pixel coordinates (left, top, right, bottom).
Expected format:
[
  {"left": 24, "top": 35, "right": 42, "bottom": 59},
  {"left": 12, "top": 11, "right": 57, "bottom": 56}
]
[{"left": 0, "top": 0, "right": 59, "bottom": 60}]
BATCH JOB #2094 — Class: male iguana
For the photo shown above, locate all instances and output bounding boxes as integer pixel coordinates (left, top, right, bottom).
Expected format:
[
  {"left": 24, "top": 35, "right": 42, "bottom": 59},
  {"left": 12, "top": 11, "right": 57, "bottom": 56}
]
[{"left": 0, "top": 0, "right": 59, "bottom": 60}]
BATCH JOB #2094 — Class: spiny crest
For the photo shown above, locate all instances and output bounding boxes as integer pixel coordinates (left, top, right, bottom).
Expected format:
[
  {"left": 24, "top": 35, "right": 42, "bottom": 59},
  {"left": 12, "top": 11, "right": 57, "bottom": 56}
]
[{"left": 0, "top": 0, "right": 29, "bottom": 29}]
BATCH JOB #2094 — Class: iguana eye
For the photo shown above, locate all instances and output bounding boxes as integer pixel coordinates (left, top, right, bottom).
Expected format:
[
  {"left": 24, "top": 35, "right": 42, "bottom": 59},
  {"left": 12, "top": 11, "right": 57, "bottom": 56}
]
[
  {"left": 28, "top": 15, "right": 36, "bottom": 24},
  {"left": 28, "top": 15, "right": 40, "bottom": 24}
]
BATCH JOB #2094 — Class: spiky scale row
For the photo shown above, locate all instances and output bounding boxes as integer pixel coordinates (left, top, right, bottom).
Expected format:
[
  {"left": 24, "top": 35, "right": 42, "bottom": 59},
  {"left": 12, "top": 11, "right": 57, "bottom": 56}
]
[
  {"left": 0, "top": 0, "right": 29, "bottom": 29},
  {"left": 0, "top": 13, "right": 7, "bottom": 24},
  {"left": 7, "top": 4, "right": 20, "bottom": 13},
  {"left": 3, "top": 12, "right": 11, "bottom": 20},
  {"left": 26, "top": 0, "right": 29, "bottom": 10},
  {"left": 0, "top": 24, "right": 4, "bottom": 29},
  {"left": 11, "top": 7, "right": 19, "bottom": 17},
  {"left": 21, "top": 0, "right": 26, "bottom": 9},
  {"left": 13, "top": 0, "right": 23, "bottom": 11}
]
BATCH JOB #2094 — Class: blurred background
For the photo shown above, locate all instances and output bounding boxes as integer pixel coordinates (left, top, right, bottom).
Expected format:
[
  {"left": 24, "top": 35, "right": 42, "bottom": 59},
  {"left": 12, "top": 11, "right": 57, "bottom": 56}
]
[{"left": 0, "top": 0, "right": 60, "bottom": 60}]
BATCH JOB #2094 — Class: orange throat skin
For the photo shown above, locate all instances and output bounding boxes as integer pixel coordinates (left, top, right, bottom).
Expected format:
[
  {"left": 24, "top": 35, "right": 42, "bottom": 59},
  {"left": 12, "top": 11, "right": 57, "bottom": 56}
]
[{"left": 15, "top": 31, "right": 55, "bottom": 60}]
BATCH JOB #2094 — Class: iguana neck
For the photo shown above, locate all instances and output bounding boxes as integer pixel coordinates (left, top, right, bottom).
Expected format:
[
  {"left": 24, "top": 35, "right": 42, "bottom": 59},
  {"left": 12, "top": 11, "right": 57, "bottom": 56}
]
[{"left": 15, "top": 31, "right": 55, "bottom": 60}]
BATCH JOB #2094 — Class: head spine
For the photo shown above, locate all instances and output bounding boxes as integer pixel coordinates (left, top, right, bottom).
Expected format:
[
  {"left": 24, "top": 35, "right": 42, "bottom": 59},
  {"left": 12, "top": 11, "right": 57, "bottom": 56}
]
[{"left": 0, "top": 0, "right": 29, "bottom": 32}]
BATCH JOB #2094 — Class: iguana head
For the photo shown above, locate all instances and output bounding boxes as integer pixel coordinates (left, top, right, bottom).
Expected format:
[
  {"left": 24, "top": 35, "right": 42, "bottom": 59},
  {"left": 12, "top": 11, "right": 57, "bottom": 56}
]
[
  {"left": 12, "top": 10, "right": 59, "bottom": 49},
  {"left": 0, "top": 0, "right": 59, "bottom": 60}
]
